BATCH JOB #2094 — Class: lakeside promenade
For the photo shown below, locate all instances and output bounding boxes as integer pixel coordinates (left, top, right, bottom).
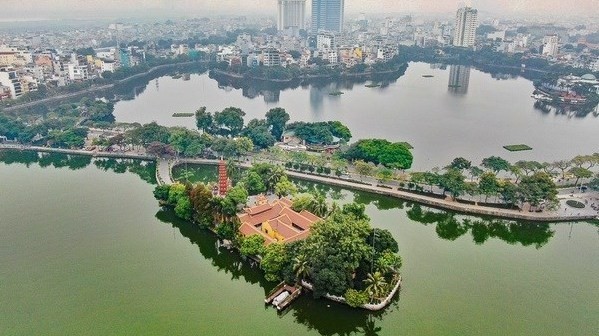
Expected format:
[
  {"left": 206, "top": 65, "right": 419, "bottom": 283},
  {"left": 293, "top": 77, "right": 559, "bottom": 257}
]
[{"left": 1, "top": 144, "right": 596, "bottom": 222}]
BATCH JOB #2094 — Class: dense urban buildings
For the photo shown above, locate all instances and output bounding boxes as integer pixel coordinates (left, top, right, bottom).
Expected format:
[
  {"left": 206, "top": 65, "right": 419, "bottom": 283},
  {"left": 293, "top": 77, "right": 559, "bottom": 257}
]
[
  {"left": 277, "top": 0, "right": 306, "bottom": 36},
  {"left": 311, "top": 0, "right": 344, "bottom": 34},
  {"left": 453, "top": 6, "right": 478, "bottom": 48}
]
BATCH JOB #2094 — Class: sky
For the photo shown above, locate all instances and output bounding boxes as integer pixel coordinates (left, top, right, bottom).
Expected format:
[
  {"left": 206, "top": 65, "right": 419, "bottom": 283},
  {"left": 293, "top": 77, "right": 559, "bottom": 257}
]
[{"left": 2, "top": 0, "right": 598, "bottom": 18}]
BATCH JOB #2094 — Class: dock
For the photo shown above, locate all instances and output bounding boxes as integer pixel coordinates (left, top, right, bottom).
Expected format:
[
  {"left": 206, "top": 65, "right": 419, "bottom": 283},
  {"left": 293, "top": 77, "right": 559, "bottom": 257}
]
[{"left": 265, "top": 282, "right": 302, "bottom": 311}]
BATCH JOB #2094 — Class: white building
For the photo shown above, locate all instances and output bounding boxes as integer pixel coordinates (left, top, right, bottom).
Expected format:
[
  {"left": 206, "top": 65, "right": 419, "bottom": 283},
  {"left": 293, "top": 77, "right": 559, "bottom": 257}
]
[
  {"left": 487, "top": 31, "right": 506, "bottom": 41},
  {"left": 0, "top": 67, "right": 23, "bottom": 99},
  {"left": 67, "top": 63, "right": 89, "bottom": 81},
  {"left": 101, "top": 60, "right": 116, "bottom": 73},
  {"left": 262, "top": 47, "right": 281, "bottom": 67},
  {"left": 542, "top": 35, "right": 559, "bottom": 58},
  {"left": 277, "top": 0, "right": 306, "bottom": 36},
  {"left": 317, "top": 32, "right": 336, "bottom": 51},
  {"left": 453, "top": 7, "right": 478, "bottom": 48}
]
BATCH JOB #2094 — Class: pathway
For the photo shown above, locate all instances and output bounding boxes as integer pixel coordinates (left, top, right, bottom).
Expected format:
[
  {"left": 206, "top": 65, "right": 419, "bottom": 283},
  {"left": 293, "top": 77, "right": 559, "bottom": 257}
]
[
  {"left": 172, "top": 158, "right": 598, "bottom": 223},
  {"left": 156, "top": 159, "right": 173, "bottom": 185}
]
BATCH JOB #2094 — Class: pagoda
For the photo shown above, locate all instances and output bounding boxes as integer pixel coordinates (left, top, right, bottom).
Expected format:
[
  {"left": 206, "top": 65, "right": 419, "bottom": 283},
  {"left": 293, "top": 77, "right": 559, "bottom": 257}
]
[{"left": 217, "top": 159, "right": 229, "bottom": 196}]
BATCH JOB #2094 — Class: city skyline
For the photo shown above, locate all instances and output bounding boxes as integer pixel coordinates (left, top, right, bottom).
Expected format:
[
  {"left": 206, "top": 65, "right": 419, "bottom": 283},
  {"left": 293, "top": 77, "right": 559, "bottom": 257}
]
[{"left": 1, "top": 0, "right": 598, "bottom": 19}]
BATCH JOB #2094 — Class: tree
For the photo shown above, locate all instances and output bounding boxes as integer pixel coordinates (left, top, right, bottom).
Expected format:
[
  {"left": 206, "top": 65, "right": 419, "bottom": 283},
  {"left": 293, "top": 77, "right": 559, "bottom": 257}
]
[
  {"left": 341, "top": 202, "right": 369, "bottom": 221},
  {"left": 478, "top": 172, "right": 500, "bottom": 202},
  {"left": 376, "top": 167, "right": 394, "bottom": 183},
  {"left": 439, "top": 168, "right": 467, "bottom": 199},
  {"left": 189, "top": 184, "right": 214, "bottom": 228},
  {"left": 375, "top": 251, "right": 402, "bottom": 274},
  {"left": 153, "top": 184, "right": 170, "bottom": 202},
  {"left": 569, "top": 167, "right": 593, "bottom": 186},
  {"left": 366, "top": 228, "right": 399, "bottom": 254},
  {"left": 307, "top": 195, "right": 329, "bottom": 218},
  {"left": 499, "top": 180, "right": 518, "bottom": 207},
  {"left": 167, "top": 183, "right": 187, "bottom": 205},
  {"left": 481, "top": 156, "right": 511, "bottom": 173},
  {"left": 355, "top": 160, "right": 375, "bottom": 181},
  {"left": 234, "top": 137, "right": 254, "bottom": 157},
  {"left": 293, "top": 254, "right": 310, "bottom": 283},
  {"left": 213, "top": 107, "right": 246, "bottom": 137},
  {"left": 292, "top": 193, "right": 315, "bottom": 212},
  {"left": 514, "top": 160, "right": 543, "bottom": 176},
  {"left": 126, "top": 122, "right": 170, "bottom": 146},
  {"left": 242, "top": 119, "right": 276, "bottom": 149},
  {"left": 518, "top": 172, "right": 558, "bottom": 207},
  {"left": 344, "top": 289, "right": 370, "bottom": 308},
  {"left": 469, "top": 166, "right": 484, "bottom": 181},
  {"left": 301, "top": 212, "right": 371, "bottom": 297},
  {"left": 265, "top": 107, "right": 290, "bottom": 140},
  {"left": 589, "top": 175, "right": 599, "bottom": 191},
  {"left": 448, "top": 157, "right": 472, "bottom": 171},
  {"left": 239, "top": 235, "right": 265, "bottom": 257},
  {"left": 274, "top": 176, "right": 298, "bottom": 198},
  {"left": 243, "top": 171, "right": 267, "bottom": 195},
  {"left": 174, "top": 196, "right": 192, "bottom": 220},
  {"left": 146, "top": 142, "right": 176, "bottom": 157},
  {"left": 344, "top": 139, "right": 413, "bottom": 170},
  {"left": 195, "top": 106, "right": 213, "bottom": 133},
  {"left": 364, "top": 272, "right": 388, "bottom": 302},
  {"left": 551, "top": 160, "right": 571, "bottom": 178},
  {"left": 225, "top": 184, "right": 249, "bottom": 207},
  {"left": 260, "top": 243, "right": 287, "bottom": 282}
]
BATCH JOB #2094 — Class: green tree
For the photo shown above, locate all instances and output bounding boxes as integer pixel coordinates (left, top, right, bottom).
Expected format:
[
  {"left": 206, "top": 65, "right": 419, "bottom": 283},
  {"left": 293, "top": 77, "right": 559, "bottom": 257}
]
[
  {"left": 274, "top": 176, "right": 298, "bottom": 198},
  {"left": 514, "top": 160, "right": 543, "bottom": 176},
  {"left": 448, "top": 157, "right": 472, "bottom": 171},
  {"left": 376, "top": 167, "right": 394, "bottom": 183},
  {"left": 307, "top": 195, "right": 329, "bottom": 218},
  {"left": 375, "top": 251, "right": 402, "bottom": 274},
  {"left": 551, "top": 160, "right": 571, "bottom": 178},
  {"left": 364, "top": 272, "right": 388, "bottom": 302},
  {"left": 240, "top": 235, "right": 265, "bottom": 257},
  {"left": 195, "top": 106, "right": 213, "bottom": 133},
  {"left": 167, "top": 183, "right": 187, "bottom": 205},
  {"left": 344, "top": 289, "right": 370, "bottom": 308},
  {"left": 243, "top": 171, "right": 267, "bottom": 195},
  {"left": 242, "top": 119, "right": 276, "bottom": 149},
  {"left": 213, "top": 107, "right": 246, "bottom": 137},
  {"left": 481, "top": 156, "right": 511, "bottom": 173},
  {"left": 589, "top": 175, "right": 599, "bottom": 191},
  {"left": 265, "top": 107, "right": 290, "bottom": 140},
  {"left": 292, "top": 193, "right": 315, "bottom": 212},
  {"left": 174, "top": 196, "right": 192, "bottom": 220},
  {"left": 478, "top": 172, "right": 500, "bottom": 202},
  {"left": 439, "top": 168, "right": 467, "bottom": 199},
  {"left": 260, "top": 243, "right": 287, "bottom": 282},
  {"left": 153, "top": 184, "right": 170, "bottom": 202},
  {"left": 518, "top": 172, "right": 558, "bottom": 207},
  {"left": 189, "top": 183, "right": 214, "bottom": 228},
  {"left": 355, "top": 160, "right": 375, "bottom": 181},
  {"left": 366, "top": 228, "right": 399, "bottom": 254},
  {"left": 569, "top": 167, "right": 593, "bottom": 186}
]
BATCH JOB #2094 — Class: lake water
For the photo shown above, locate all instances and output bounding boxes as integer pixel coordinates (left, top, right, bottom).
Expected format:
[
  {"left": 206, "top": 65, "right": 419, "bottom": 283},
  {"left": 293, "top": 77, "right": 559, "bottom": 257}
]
[
  {"left": 2, "top": 152, "right": 598, "bottom": 335},
  {"left": 113, "top": 62, "right": 599, "bottom": 171}
]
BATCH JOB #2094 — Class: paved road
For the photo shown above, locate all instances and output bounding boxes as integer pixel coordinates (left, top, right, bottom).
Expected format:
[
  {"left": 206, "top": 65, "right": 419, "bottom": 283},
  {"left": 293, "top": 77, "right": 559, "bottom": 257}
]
[{"left": 156, "top": 159, "right": 173, "bottom": 185}]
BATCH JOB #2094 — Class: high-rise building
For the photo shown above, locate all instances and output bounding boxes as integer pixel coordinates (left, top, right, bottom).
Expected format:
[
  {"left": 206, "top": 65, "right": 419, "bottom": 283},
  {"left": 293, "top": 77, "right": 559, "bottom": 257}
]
[
  {"left": 311, "top": 0, "right": 344, "bottom": 34},
  {"left": 453, "top": 7, "right": 478, "bottom": 48},
  {"left": 542, "top": 35, "right": 559, "bottom": 58},
  {"left": 277, "top": 0, "right": 306, "bottom": 35}
]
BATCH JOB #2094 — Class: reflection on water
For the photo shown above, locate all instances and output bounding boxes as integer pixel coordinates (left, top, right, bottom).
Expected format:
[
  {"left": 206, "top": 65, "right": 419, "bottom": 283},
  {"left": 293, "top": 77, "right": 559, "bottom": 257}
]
[
  {"left": 448, "top": 65, "right": 471, "bottom": 95},
  {"left": 0, "top": 150, "right": 156, "bottom": 184},
  {"left": 154, "top": 207, "right": 396, "bottom": 336}
]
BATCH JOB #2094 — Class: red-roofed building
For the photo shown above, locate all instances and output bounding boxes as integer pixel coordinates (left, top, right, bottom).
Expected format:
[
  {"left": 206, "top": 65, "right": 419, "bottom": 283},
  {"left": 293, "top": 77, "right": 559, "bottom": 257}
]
[{"left": 237, "top": 195, "right": 321, "bottom": 245}]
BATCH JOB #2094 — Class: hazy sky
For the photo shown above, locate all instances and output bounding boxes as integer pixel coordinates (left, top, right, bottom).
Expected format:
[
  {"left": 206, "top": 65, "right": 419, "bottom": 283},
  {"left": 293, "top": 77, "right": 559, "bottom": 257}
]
[{"left": 2, "top": 0, "right": 598, "bottom": 18}]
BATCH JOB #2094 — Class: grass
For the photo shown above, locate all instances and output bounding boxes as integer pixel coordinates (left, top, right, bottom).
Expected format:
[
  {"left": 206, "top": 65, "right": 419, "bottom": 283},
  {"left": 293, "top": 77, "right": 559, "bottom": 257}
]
[
  {"left": 566, "top": 200, "right": 585, "bottom": 208},
  {"left": 503, "top": 144, "right": 533, "bottom": 152},
  {"left": 172, "top": 113, "right": 195, "bottom": 117}
]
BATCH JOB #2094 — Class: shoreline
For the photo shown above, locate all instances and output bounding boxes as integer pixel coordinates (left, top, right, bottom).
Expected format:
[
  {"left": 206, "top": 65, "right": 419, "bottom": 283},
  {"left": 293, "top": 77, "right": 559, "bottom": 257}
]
[{"left": 1, "top": 145, "right": 595, "bottom": 223}]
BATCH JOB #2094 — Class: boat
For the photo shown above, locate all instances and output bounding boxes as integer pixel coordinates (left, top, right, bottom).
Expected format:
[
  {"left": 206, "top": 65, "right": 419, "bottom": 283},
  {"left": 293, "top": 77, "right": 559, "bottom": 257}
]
[{"left": 265, "top": 282, "right": 302, "bottom": 311}]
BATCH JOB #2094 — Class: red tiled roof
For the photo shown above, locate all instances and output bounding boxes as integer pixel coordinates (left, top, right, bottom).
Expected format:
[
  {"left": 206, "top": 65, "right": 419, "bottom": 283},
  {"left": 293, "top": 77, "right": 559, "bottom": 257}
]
[{"left": 237, "top": 197, "right": 321, "bottom": 245}]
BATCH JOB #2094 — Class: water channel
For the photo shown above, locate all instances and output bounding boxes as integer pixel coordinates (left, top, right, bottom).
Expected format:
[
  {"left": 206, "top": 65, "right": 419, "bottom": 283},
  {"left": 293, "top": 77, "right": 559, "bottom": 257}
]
[
  {"left": 113, "top": 62, "right": 599, "bottom": 171},
  {"left": 1, "top": 151, "right": 598, "bottom": 335}
]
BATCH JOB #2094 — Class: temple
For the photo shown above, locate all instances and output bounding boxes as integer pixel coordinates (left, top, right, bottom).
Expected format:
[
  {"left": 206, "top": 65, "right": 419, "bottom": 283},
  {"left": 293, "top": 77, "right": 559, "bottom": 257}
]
[
  {"left": 237, "top": 195, "right": 321, "bottom": 245},
  {"left": 216, "top": 159, "right": 229, "bottom": 196}
]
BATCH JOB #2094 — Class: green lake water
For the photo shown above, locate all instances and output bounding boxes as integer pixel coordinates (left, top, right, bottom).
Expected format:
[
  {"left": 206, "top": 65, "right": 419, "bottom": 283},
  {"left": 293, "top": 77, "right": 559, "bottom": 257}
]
[{"left": 1, "top": 153, "right": 598, "bottom": 335}]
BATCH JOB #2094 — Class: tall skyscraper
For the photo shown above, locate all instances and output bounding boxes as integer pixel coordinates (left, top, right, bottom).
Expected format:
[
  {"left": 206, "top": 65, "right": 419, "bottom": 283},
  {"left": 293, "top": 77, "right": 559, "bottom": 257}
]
[
  {"left": 277, "top": 0, "right": 306, "bottom": 35},
  {"left": 311, "top": 0, "right": 344, "bottom": 34},
  {"left": 453, "top": 7, "right": 478, "bottom": 48}
]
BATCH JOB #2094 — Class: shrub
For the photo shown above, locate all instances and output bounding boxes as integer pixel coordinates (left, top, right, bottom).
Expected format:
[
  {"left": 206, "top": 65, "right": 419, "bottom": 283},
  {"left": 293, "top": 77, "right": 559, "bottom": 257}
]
[
  {"left": 344, "top": 289, "right": 369, "bottom": 308},
  {"left": 324, "top": 167, "right": 331, "bottom": 175}
]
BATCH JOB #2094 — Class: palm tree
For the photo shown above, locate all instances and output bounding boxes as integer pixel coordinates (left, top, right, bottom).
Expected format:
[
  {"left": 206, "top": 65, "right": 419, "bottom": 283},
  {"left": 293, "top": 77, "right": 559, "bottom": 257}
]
[
  {"left": 364, "top": 272, "right": 388, "bottom": 303},
  {"left": 179, "top": 168, "right": 194, "bottom": 184},
  {"left": 293, "top": 254, "right": 310, "bottom": 284},
  {"left": 308, "top": 196, "right": 329, "bottom": 218}
]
